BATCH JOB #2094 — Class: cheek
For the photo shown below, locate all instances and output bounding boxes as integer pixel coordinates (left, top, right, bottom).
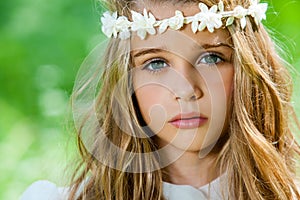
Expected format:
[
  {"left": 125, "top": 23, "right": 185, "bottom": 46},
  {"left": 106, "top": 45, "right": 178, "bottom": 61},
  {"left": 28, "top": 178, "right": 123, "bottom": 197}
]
[
  {"left": 214, "top": 67, "right": 234, "bottom": 124},
  {"left": 200, "top": 66, "right": 234, "bottom": 142},
  {"left": 134, "top": 85, "right": 169, "bottom": 131},
  {"left": 203, "top": 66, "right": 234, "bottom": 103},
  {"left": 222, "top": 67, "right": 234, "bottom": 99},
  {"left": 213, "top": 66, "right": 234, "bottom": 115}
]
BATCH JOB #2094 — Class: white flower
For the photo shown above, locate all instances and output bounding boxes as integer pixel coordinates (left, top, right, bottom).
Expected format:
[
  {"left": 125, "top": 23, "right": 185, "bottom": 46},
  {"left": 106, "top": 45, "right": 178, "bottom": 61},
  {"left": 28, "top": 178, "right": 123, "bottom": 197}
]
[
  {"left": 248, "top": 1, "right": 268, "bottom": 25},
  {"left": 250, "top": 0, "right": 258, "bottom": 6},
  {"left": 99, "top": 0, "right": 269, "bottom": 40},
  {"left": 101, "top": 11, "right": 119, "bottom": 38},
  {"left": 131, "top": 9, "right": 157, "bottom": 40},
  {"left": 115, "top": 16, "right": 131, "bottom": 39},
  {"left": 190, "top": 3, "right": 222, "bottom": 33},
  {"left": 233, "top": 5, "right": 248, "bottom": 18},
  {"left": 159, "top": 10, "right": 184, "bottom": 33},
  {"left": 233, "top": 6, "right": 249, "bottom": 29},
  {"left": 100, "top": 12, "right": 131, "bottom": 39}
]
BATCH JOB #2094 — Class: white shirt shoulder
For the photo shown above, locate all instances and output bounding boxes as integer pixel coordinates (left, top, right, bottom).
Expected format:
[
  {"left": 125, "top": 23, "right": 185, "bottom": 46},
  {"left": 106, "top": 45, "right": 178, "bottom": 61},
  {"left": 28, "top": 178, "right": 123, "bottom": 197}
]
[
  {"left": 163, "top": 174, "right": 227, "bottom": 200},
  {"left": 20, "top": 175, "right": 227, "bottom": 200},
  {"left": 20, "top": 180, "right": 69, "bottom": 200}
]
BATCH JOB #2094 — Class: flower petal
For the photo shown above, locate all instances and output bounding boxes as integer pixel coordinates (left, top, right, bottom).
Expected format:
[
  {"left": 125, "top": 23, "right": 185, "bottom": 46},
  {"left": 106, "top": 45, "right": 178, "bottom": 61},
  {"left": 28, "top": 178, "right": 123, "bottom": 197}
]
[
  {"left": 199, "top": 3, "right": 209, "bottom": 12},
  {"left": 260, "top": 3, "right": 268, "bottom": 15},
  {"left": 198, "top": 21, "right": 206, "bottom": 31},
  {"left": 191, "top": 20, "right": 199, "bottom": 33},
  {"left": 251, "top": 0, "right": 258, "bottom": 5},
  {"left": 233, "top": 6, "right": 248, "bottom": 18},
  {"left": 131, "top": 10, "right": 143, "bottom": 24},
  {"left": 240, "top": 17, "right": 246, "bottom": 29},
  {"left": 147, "top": 27, "right": 156, "bottom": 35},
  {"left": 112, "top": 30, "right": 118, "bottom": 38},
  {"left": 148, "top": 12, "right": 156, "bottom": 24},
  {"left": 214, "top": 18, "right": 223, "bottom": 28},
  {"left": 210, "top": 5, "right": 218, "bottom": 13},
  {"left": 143, "top": 9, "right": 148, "bottom": 18},
  {"left": 159, "top": 20, "right": 169, "bottom": 33},
  {"left": 100, "top": 11, "right": 118, "bottom": 38},
  {"left": 207, "top": 25, "right": 214, "bottom": 33},
  {"left": 112, "top": 12, "right": 118, "bottom": 19},
  {"left": 137, "top": 30, "right": 147, "bottom": 40},
  {"left": 119, "top": 30, "right": 131, "bottom": 40}
]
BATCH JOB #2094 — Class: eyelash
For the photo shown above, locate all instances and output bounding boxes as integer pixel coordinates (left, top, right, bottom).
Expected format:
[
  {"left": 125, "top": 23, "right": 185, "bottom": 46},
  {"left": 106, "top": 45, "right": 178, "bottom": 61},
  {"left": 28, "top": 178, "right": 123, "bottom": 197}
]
[
  {"left": 196, "top": 52, "right": 225, "bottom": 66},
  {"left": 141, "top": 52, "right": 225, "bottom": 73},
  {"left": 142, "top": 58, "right": 169, "bottom": 74}
]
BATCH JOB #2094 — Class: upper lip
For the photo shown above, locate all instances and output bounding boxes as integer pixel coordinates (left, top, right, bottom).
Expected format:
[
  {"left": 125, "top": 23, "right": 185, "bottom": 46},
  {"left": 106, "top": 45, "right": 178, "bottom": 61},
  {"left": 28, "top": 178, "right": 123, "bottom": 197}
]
[{"left": 168, "top": 112, "right": 207, "bottom": 122}]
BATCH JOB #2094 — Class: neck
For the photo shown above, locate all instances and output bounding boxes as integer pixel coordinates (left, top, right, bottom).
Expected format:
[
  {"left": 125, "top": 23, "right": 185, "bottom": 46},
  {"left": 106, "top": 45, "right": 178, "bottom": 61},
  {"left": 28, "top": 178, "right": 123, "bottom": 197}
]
[{"left": 162, "top": 147, "right": 219, "bottom": 188}]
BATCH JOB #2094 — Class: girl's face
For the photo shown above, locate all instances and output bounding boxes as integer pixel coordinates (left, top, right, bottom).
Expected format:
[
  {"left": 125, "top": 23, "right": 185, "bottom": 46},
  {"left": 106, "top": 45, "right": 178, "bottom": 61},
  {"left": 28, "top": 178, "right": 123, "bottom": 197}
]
[{"left": 131, "top": 2, "right": 234, "bottom": 154}]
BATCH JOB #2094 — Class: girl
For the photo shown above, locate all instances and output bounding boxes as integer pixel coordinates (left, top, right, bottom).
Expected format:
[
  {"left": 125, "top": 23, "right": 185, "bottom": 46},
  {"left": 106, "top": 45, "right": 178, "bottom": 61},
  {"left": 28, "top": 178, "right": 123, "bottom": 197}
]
[{"left": 21, "top": 0, "right": 300, "bottom": 199}]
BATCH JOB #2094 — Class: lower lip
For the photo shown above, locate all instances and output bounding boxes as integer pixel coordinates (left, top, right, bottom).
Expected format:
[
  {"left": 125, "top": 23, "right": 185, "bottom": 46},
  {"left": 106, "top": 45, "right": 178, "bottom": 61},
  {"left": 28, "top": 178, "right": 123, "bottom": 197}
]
[{"left": 169, "top": 117, "right": 208, "bottom": 129}]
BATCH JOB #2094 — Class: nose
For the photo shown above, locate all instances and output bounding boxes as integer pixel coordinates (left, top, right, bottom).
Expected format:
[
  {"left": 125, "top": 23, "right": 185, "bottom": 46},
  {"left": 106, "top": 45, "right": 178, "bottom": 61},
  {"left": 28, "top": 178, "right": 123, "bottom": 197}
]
[
  {"left": 175, "top": 90, "right": 201, "bottom": 101},
  {"left": 172, "top": 60, "right": 203, "bottom": 101},
  {"left": 174, "top": 84, "right": 202, "bottom": 101}
]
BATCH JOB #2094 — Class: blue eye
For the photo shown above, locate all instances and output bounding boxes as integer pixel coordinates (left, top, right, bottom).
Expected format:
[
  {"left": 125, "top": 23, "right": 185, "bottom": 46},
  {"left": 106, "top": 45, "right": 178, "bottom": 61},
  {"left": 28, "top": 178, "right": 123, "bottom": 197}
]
[
  {"left": 198, "top": 53, "right": 223, "bottom": 65},
  {"left": 143, "top": 59, "right": 169, "bottom": 72}
]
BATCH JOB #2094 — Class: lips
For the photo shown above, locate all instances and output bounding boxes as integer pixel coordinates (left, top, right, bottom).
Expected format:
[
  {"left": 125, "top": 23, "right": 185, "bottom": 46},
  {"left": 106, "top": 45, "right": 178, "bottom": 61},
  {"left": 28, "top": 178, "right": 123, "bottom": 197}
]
[{"left": 169, "top": 112, "right": 208, "bottom": 129}]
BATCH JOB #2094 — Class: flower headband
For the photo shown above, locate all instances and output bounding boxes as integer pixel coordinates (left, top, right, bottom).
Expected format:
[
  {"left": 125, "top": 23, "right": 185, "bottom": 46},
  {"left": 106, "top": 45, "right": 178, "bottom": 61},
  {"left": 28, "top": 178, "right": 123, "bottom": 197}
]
[{"left": 101, "top": 0, "right": 268, "bottom": 40}]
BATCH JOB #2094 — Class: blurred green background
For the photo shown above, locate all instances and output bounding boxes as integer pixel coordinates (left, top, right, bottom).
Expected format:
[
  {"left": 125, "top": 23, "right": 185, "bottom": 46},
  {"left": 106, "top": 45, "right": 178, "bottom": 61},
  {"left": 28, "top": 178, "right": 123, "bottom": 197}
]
[{"left": 0, "top": 0, "right": 299, "bottom": 199}]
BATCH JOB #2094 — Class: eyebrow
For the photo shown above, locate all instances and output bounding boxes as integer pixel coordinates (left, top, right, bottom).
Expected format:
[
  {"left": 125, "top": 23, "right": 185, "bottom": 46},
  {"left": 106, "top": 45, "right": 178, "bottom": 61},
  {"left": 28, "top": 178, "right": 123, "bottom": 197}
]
[
  {"left": 198, "top": 42, "right": 233, "bottom": 50},
  {"left": 132, "top": 42, "right": 233, "bottom": 58},
  {"left": 133, "top": 48, "right": 165, "bottom": 58}
]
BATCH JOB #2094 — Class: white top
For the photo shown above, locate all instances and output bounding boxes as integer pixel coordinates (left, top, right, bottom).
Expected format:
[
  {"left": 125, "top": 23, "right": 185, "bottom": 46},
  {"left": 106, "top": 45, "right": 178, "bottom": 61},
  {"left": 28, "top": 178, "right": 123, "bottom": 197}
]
[{"left": 20, "top": 175, "right": 227, "bottom": 200}]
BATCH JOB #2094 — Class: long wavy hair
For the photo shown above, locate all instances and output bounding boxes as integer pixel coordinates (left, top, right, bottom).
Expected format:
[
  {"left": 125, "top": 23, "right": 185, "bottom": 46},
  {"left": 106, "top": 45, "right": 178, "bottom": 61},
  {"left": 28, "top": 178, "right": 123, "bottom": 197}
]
[{"left": 68, "top": 0, "right": 300, "bottom": 199}]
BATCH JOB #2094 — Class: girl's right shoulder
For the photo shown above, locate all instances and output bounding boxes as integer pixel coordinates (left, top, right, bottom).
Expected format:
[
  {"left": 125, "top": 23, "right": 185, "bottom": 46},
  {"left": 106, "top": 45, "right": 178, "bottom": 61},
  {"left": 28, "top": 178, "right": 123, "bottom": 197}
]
[{"left": 20, "top": 180, "right": 70, "bottom": 200}]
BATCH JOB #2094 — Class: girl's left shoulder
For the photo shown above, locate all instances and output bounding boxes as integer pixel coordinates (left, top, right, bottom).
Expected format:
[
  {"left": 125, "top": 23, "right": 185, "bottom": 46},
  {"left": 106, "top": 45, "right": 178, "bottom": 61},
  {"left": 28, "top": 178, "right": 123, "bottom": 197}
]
[{"left": 20, "top": 180, "right": 69, "bottom": 200}]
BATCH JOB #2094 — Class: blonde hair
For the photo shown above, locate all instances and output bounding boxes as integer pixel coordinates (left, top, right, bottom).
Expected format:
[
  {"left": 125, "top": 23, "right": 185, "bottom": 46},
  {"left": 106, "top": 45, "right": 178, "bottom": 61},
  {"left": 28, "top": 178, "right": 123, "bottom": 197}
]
[{"left": 69, "top": 0, "right": 300, "bottom": 199}]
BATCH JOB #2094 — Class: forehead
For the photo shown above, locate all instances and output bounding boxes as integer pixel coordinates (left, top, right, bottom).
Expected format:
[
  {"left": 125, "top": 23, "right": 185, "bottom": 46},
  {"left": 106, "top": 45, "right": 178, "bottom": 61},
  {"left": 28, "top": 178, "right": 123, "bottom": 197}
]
[{"left": 130, "top": 2, "right": 232, "bottom": 52}]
